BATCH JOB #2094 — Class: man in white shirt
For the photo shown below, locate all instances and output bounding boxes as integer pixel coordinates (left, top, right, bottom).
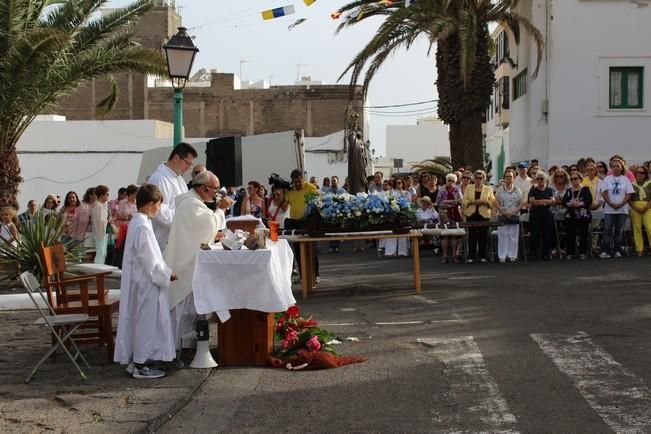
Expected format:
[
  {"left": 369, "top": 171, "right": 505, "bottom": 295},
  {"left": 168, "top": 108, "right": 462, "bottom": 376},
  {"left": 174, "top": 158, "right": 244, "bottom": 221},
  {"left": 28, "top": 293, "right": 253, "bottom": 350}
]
[
  {"left": 148, "top": 142, "right": 198, "bottom": 251},
  {"left": 368, "top": 171, "right": 384, "bottom": 193},
  {"left": 514, "top": 162, "right": 532, "bottom": 199}
]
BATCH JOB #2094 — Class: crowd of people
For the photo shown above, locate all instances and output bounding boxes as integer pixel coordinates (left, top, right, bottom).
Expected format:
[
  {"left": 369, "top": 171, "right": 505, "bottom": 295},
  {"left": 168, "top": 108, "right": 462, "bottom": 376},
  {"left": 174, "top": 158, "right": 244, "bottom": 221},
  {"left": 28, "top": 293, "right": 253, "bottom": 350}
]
[
  {"left": 6, "top": 153, "right": 651, "bottom": 267},
  {"left": 4, "top": 142, "right": 651, "bottom": 379},
  {"left": 365, "top": 155, "right": 651, "bottom": 264}
]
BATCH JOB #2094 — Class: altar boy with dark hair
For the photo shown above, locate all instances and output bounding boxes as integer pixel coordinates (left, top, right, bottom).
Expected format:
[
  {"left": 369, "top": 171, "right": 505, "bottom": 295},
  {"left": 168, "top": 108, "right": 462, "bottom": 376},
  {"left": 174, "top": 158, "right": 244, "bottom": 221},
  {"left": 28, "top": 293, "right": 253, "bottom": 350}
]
[{"left": 114, "top": 184, "right": 178, "bottom": 379}]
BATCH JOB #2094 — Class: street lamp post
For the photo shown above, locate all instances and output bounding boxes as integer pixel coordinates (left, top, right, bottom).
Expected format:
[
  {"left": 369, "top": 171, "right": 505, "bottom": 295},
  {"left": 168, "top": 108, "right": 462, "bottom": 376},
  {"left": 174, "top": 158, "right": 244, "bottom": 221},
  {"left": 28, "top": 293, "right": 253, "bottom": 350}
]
[{"left": 163, "top": 27, "right": 199, "bottom": 147}]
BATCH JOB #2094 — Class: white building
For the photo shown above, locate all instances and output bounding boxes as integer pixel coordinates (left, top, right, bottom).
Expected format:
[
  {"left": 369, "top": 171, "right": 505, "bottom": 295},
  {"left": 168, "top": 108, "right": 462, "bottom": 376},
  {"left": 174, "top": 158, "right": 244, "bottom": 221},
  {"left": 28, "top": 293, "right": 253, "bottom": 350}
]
[
  {"left": 485, "top": 0, "right": 651, "bottom": 172},
  {"left": 17, "top": 118, "right": 174, "bottom": 209},
  {"left": 15, "top": 117, "right": 350, "bottom": 210},
  {"left": 386, "top": 117, "right": 450, "bottom": 172}
]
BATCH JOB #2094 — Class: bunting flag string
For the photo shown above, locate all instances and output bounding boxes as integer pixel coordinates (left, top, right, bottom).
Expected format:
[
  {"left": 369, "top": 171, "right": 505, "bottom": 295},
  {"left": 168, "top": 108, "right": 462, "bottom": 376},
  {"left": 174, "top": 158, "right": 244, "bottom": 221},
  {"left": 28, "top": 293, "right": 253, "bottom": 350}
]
[{"left": 261, "top": 5, "right": 296, "bottom": 20}]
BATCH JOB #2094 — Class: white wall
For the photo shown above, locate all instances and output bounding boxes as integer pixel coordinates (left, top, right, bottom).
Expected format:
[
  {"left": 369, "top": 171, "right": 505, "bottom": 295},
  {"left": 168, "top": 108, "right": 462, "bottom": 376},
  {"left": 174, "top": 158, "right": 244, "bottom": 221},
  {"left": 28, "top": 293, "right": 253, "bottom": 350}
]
[
  {"left": 508, "top": 0, "right": 546, "bottom": 165},
  {"left": 241, "top": 131, "right": 301, "bottom": 185},
  {"left": 548, "top": 0, "right": 651, "bottom": 164},
  {"left": 18, "top": 119, "right": 173, "bottom": 152},
  {"left": 304, "top": 130, "right": 349, "bottom": 184},
  {"left": 17, "top": 120, "right": 174, "bottom": 211},
  {"left": 509, "top": 0, "right": 651, "bottom": 166},
  {"left": 304, "top": 153, "right": 348, "bottom": 186},
  {"left": 386, "top": 120, "right": 450, "bottom": 170}
]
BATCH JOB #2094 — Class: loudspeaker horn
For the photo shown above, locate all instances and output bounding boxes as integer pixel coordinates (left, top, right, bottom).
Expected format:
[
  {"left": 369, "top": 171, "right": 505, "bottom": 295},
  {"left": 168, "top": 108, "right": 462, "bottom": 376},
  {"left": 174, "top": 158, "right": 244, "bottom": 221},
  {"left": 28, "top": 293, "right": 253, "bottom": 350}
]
[{"left": 189, "top": 316, "right": 218, "bottom": 369}]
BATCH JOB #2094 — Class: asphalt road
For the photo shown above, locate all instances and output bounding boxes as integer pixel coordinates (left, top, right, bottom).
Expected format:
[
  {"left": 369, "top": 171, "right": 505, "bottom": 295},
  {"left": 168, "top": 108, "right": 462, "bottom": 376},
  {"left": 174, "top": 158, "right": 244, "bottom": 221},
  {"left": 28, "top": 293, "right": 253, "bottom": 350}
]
[{"left": 157, "top": 248, "right": 651, "bottom": 433}]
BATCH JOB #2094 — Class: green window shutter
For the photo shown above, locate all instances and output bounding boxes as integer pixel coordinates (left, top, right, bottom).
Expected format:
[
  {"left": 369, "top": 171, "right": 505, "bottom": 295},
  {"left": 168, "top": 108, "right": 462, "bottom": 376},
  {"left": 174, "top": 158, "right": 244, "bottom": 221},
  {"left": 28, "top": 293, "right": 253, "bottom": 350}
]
[
  {"left": 609, "top": 67, "right": 644, "bottom": 109},
  {"left": 512, "top": 68, "right": 528, "bottom": 101}
]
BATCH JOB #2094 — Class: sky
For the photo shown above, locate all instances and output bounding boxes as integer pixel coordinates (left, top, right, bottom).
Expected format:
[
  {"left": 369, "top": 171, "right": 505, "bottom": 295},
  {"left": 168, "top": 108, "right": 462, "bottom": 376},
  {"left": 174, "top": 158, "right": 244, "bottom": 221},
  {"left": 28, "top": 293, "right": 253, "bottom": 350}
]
[{"left": 110, "top": 0, "right": 439, "bottom": 157}]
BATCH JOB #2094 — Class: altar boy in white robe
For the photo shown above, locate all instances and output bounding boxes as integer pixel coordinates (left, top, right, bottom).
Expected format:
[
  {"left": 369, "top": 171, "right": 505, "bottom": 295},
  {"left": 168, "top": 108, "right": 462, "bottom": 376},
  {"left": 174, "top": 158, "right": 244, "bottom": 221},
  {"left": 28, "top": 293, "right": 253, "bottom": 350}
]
[
  {"left": 165, "top": 171, "right": 220, "bottom": 354},
  {"left": 115, "top": 184, "right": 178, "bottom": 379}
]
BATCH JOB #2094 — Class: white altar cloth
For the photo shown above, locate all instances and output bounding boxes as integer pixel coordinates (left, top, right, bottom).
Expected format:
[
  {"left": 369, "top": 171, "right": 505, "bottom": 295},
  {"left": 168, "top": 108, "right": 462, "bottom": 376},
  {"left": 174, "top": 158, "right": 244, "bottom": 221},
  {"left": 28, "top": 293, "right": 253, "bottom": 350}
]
[{"left": 192, "top": 239, "right": 295, "bottom": 322}]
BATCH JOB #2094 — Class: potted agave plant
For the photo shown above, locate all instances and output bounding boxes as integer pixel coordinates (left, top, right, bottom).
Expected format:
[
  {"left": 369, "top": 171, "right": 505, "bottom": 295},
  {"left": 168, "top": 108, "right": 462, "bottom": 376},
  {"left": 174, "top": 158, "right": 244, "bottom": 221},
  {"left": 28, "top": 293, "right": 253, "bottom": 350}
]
[{"left": 0, "top": 212, "right": 86, "bottom": 286}]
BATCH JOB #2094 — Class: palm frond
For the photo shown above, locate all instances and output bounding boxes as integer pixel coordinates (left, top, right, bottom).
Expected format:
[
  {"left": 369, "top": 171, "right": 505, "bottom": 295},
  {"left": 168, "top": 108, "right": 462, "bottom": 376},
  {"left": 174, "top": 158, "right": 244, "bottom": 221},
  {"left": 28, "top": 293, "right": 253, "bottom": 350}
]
[
  {"left": 457, "top": 8, "right": 479, "bottom": 86},
  {"left": 410, "top": 157, "right": 454, "bottom": 177},
  {"left": 499, "top": 12, "right": 544, "bottom": 78},
  {"left": 0, "top": 0, "right": 165, "bottom": 154},
  {"left": 0, "top": 212, "right": 86, "bottom": 282},
  {"left": 95, "top": 74, "right": 118, "bottom": 118}
]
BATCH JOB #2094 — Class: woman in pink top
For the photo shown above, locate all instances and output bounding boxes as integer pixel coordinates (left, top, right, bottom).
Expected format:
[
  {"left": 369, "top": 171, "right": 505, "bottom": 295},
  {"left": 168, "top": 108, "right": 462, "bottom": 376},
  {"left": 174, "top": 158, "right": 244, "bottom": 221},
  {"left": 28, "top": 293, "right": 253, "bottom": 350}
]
[
  {"left": 115, "top": 185, "right": 138, "bottom": 226},
  {"left": 72, "top": 187, "right": 97, "bottom": 243},
  {"left": 60, "top": 191, "right": 81, "bottom": 243}
]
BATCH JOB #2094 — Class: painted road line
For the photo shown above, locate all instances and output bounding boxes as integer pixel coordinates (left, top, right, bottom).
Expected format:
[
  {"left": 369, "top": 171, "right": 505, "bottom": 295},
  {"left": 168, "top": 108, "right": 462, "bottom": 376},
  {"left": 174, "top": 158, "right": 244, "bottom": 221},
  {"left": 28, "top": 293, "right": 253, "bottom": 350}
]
[
  {"left": 319, "top": 323, "right": 365, "bottom": 326},
  {"left": 320, "top": 319, "right": 462, "bottom": 327},
  {"left": 376, "top": 321, "right": 425, "bottom": 325},
  {"left": 418, "top": 336, "right": 519, "bottom": 432},
  {"left": 413, "top": 295, "right": 439, "bottom": 304},
  {"left": 532, "top": 331, "right": 651, "bottom": 433},
  {"left": 447, "top": 275, "right": 496, "bottom": 281}
]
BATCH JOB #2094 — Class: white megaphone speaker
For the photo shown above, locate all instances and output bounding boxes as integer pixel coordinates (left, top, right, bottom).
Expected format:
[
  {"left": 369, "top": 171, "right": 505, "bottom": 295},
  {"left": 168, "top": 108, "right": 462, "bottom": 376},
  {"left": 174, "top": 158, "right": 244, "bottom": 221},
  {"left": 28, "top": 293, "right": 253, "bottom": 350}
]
[{"left": 189, "top": 315, "right": 218, "bottom": 369}]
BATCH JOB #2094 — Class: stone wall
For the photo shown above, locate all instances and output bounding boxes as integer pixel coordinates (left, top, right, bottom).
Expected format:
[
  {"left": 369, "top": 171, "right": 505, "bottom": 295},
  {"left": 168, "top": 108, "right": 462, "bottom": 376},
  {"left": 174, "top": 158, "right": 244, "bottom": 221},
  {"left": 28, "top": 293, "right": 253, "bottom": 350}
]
[
  {"left": 52, "top": 6, "right": 364, "bottom": 138},
  {"left": 143, "top": 73, "right": 363, "bottom": 138}
]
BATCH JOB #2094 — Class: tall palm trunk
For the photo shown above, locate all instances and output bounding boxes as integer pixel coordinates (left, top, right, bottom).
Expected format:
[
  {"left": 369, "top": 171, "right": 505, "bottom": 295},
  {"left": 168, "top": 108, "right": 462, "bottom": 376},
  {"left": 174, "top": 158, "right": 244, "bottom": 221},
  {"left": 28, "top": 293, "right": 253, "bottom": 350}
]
[
  {"left": 436, "top": 27, "right": 494, "bottom": 170},
  {"left": 0, "top": 145, "right": 22, "bottom": 209},
  {"left": 449, "top": 115, "right": 485, "bottom": 170}
]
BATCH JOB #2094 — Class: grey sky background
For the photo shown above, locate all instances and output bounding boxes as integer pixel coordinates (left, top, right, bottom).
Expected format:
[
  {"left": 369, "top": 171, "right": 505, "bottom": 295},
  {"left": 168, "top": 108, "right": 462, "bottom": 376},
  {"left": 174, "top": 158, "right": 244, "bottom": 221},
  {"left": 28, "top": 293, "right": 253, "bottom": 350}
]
[{"left": 110, "top": 0, "right": 438, "bottom": 156}]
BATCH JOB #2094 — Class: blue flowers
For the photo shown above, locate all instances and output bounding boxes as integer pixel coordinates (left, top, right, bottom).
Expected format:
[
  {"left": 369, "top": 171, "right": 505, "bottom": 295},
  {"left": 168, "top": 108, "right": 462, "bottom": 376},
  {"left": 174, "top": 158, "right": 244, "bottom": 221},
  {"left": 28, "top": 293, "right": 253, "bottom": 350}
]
[{"left": 305, "top": 192, "right": 416, "bottom": 227}]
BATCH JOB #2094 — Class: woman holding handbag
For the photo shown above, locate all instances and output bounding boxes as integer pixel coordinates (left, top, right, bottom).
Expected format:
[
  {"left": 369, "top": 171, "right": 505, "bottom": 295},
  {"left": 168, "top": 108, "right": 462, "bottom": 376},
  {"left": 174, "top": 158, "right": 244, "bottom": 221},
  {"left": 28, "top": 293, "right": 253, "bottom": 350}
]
[
  {"left": 462, "top": 170, "right": 495, "bottom": 263},
  {"left": 436, "top": 173, "right": 463, "bottom": 264},
  {"left": 562, "top": 172, "right": 592, "bottom": 260},
  {"left": 494, "top": 169, "right": 525, "bottom": 262}
]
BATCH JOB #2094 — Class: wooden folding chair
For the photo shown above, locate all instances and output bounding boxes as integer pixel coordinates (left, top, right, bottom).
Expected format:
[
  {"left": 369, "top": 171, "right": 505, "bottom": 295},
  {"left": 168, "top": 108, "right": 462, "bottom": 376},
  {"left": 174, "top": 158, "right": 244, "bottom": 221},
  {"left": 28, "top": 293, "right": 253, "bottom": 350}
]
[
  {"left": 19, "top": 272, "right": 91, "bottom": 383},
  {"left": 39, "top": 242, "right": 119, "bottom": 362}
]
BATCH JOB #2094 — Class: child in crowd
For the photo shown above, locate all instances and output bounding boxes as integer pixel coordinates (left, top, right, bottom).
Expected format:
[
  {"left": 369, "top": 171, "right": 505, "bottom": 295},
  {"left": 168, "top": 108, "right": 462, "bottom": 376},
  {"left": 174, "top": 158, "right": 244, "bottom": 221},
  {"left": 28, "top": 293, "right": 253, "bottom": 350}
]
[
  {"left": 0, "top": 207, "right": 18, "bottom": 246},
  {"left": 114, "top": 184, "right": 178, "bottom": 379},
  {"left": 416, "top": 196, "right": 439, "bottom": 224}
]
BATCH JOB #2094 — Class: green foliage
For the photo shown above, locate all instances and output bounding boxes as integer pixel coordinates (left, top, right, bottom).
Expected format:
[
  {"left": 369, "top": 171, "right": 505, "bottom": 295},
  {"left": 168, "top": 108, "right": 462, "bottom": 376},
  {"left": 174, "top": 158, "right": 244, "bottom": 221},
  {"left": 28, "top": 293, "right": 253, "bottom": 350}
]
[
  {"left": 336, "top": 0, "right": 542, "bottom": 98},
  {"left": 0, "top": 0, "right": 168, "bottom": 153},
  {"left": 335, "top": 1, "right": 544, "bottom": 168},
  {"left": 0, "top": 0, "right": 168, "bottom": 208},
  {"left": 273, "top": 307, "right": 338, "bottom": 358},
  {"left": 0, "top": 212, "right": 86, "bottom": 282}
]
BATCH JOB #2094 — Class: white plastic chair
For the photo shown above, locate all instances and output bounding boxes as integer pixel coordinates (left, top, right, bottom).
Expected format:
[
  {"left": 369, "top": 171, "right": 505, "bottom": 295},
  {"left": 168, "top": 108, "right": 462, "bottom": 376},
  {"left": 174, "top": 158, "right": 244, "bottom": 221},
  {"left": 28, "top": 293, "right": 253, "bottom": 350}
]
[{"left": 19, "top": 271, "right": 91, "bottom": 383}]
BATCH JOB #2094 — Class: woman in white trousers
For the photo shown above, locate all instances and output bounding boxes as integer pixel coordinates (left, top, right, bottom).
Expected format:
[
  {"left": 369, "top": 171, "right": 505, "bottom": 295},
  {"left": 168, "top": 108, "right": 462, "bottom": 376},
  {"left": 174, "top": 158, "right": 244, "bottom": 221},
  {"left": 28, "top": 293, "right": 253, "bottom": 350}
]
[{"left": 494, "top": 169, "right": 525, "bottom": 262}]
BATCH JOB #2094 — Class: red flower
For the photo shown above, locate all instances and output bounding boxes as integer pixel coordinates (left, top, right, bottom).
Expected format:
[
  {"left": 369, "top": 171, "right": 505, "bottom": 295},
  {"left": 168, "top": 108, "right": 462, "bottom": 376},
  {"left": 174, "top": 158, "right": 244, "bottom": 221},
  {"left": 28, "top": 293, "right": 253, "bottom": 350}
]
[
  {"left": 276, "top": 316, "right": 285, "bottom": 332},
  {"left": 305, "top": 336, "right": 321, "bottom": 352},
  {"left": 280, "top": 339, "right": 289, "bottom": 349},
  {"left": 301, "top": 319, "right": 318, "bottom": 328},
  {"left": 286, "top": 305, "right": 300, "bottom": 318},
  {"left": 285, "top": 329, "right": 299, "bottom": 344}
]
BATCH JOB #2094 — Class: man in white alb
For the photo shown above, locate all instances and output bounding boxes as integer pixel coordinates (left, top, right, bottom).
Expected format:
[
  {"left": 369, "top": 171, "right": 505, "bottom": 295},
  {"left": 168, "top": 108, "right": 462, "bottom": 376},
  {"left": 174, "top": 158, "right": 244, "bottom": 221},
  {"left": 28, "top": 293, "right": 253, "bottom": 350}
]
[
  {"left": 148, "top": 142, "right": 198, "bottom": 251},
  {"left": 165, "top": 171, "right": 220, "bottom": 352}
]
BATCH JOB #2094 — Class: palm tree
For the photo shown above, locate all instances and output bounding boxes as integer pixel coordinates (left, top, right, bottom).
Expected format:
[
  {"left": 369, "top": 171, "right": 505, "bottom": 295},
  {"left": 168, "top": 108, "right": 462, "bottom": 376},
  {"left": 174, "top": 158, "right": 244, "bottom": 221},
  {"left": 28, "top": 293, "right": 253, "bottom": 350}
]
[
  {"left": 0, "top": 0, "right": 167, "bottom": 209},
  {"left": 336, "top": 0, "right": 544, "bottom": 170},
  {"left": 410, "top": 156, "right": 453, "bottom": 178}
]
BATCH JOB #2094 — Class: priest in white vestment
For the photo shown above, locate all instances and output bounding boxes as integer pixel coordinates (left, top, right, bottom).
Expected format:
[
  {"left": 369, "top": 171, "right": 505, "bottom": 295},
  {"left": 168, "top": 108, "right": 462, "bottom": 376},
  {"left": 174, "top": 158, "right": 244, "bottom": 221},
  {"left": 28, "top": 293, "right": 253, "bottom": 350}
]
[
  {"left": 165, "top": 171, "right": 221, "bottom": 350},
  {"left": 114, "top": 186, "right": 176, "bottom": 371},
  {"left": 148, "top": 143, "right": 197, "bottom": 252}
]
